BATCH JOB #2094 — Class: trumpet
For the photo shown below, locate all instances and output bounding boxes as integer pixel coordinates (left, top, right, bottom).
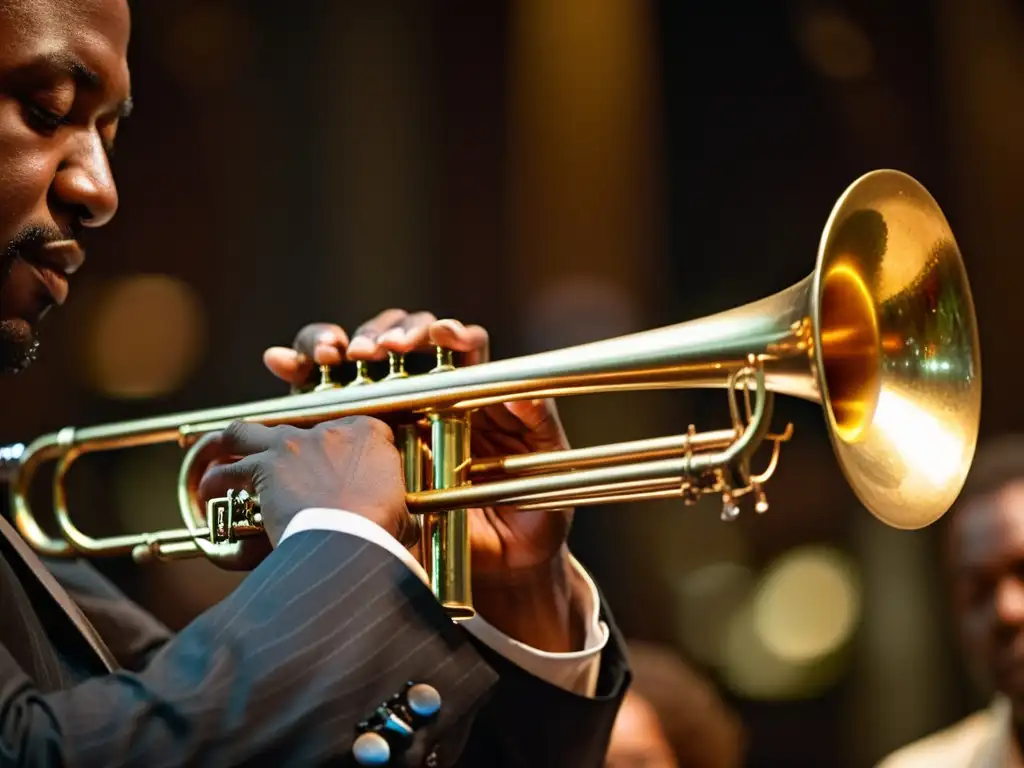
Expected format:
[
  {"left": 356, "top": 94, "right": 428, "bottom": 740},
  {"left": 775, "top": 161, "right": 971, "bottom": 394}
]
[{"left": 0, "top": 169, "right": 982, "bottom": 621}]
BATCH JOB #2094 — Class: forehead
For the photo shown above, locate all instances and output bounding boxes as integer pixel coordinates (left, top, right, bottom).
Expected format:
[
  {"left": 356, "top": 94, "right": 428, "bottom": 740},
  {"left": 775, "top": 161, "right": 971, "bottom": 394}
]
[
  {"left": 0, "top": 0, "right": 130, "bottom": 81},
  {"left": 953, "top": 481, "right": 1024, "bottom": 569}
]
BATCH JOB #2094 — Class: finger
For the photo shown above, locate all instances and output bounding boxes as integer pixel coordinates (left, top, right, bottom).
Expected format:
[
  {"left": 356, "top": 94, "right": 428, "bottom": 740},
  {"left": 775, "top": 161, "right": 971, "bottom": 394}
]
[
  {"left": 181, "top": 432, "right": 245, "bottom": 501},
  {"left": 504, "top": 399, "right": 568, "bottom": 446},
  {"left": 218, "top": 421, "right": 292, "bottom": 457},
  {"left": 263, "top": 347, "right": 314, "bottom": 386},
  {"left": 397, "top": 513, "right": 422, "bottom": 551},
  {"left": 472, "top": 398, "right": 568, "bottom": 451},
  {"left": 196, "top": 455, "right": 261, "bottom": 508},
  {"left": 377, "top": 311, "right": 438, "bottom": 355},
  {"left": 292, "top": 323, "right": 350, "bottom": 367},
  {"left": 316, "top": 414, "right": 396, "bottom": 445},
  {"left": 428, "top": 319, "right": 490, "bottom": 365},
  {"left": 504, "top": 398, "right": 563, "bottom": 431},
  {"left": 290, "top": 319, "right": 350, "bottom": 364},
  {"left": 348, "top": 308, "right": 409, "bottom": 360},
  {"left": 406, "top": 538, "right": 424, "bottom": 566}
]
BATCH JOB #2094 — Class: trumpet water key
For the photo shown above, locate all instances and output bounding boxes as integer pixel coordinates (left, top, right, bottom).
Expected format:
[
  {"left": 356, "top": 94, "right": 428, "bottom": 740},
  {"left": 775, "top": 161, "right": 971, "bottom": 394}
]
[{"left": 0, "top": 169, "right": 982, "bottom": 621}]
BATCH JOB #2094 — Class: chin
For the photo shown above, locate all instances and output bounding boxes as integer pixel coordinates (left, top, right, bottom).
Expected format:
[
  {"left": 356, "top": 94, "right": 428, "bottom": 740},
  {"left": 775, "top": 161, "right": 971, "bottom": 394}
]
[{"left": 0, "top": 317, "right": 39, "bottom": 374}]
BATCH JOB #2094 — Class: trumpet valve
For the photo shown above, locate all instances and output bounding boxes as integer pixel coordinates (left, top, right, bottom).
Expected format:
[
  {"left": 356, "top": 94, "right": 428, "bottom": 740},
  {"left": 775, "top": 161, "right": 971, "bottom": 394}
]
[
  {"left": 385, "top": 352, "right": 409, "bottom": 380},
  {"left": 208, "top": 489, "right": 263, "bottom": 544},
  {"left": 430, "top": 346, "right": 455, "bottom": 374},
  {"left": 346, "top": 360, "right": 375, "bottom": 387},
  {"left": 313, "top": 364, "right": 340, "bottom": 392}
]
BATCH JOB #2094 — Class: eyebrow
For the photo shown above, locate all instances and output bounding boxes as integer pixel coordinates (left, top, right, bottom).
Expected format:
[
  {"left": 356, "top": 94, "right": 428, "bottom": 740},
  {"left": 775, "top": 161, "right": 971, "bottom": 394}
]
[{"left": 37, "top": 52, "right": 133, "bottom": 119}]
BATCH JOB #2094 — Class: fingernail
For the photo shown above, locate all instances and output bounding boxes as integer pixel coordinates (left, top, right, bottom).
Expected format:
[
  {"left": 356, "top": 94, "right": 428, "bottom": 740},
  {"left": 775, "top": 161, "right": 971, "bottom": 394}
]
[
  {"left": 378, "top": 328, "right": 406, "bottom": 345},
  {"left": 318, "top": 331, "right": 339, "bottom": 345},
  {"left": 436, "top": 318, "right": 465, "bottom": 333},
  {"left": 314, "top": 343, "right": 338, "bottom": 361},
  {"left": 348, "top": 335, "right": 374, "bottom": 354}
]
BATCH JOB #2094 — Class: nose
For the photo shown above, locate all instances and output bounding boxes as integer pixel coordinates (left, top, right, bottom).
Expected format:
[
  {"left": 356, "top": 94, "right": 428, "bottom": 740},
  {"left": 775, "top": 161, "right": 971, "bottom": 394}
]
[
  {"left": 995, "top": 576, "right": 1024, "bottom": 627},
  {"left": 51, "top": 133, "right": 119, "bottom": 229}
]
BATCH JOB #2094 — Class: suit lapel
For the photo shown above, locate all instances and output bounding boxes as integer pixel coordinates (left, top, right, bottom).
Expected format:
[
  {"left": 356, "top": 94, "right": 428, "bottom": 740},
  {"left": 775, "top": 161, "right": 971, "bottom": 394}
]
[{"left": 0, "top": 515, "right": 117, "bottom": 673}]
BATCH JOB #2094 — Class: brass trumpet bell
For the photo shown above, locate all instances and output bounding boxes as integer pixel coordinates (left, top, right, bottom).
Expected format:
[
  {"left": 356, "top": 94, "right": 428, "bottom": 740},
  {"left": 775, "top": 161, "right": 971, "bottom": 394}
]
[
  {"left": 0, "top": 169, "right": 981, "bottom": 619},
  {"left": 809, "top": 169, "right": 980, "bottom": 529}
]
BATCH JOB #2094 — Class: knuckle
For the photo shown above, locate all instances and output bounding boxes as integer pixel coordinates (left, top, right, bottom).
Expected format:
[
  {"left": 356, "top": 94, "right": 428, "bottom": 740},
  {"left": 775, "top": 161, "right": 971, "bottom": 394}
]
[
  {"left": 293, "top": 323, "right": 336, "bottom": 354},
  {"left": 263, "top": 425, "right": 298, "bottom": 452},
  {"left": 358, "top": 308, "right": 407, "bottom": 337},
  {"left": 222, "top": 420, "right": 248, "bottom": 441},
  {"left": 365, "top": 417, "right": 393, "bottom": 439},
  {"left": 317, "top": 416, "right": 357, "bottom": 434},
  {"left": 406, "top": 310, "right": 437, "bottom": 326}
]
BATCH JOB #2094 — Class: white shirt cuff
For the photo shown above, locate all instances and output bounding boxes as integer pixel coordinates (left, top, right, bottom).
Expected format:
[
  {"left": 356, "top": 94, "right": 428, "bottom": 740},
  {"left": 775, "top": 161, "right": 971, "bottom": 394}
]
[{"left": 280, "top": 508, "right": 608, "bottom": 698}]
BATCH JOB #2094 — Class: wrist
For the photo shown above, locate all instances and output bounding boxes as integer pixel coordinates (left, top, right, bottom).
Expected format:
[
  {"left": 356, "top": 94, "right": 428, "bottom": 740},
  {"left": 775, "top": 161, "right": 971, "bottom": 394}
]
[{"left": 471, "top": 547, "right": 586, "bottom": 653}]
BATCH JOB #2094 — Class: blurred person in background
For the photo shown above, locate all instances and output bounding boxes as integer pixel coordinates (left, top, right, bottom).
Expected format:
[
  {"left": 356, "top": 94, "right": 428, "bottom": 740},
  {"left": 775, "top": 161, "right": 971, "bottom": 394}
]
[
  {"left": 878, "top": 436, "right": 1024, "bottom": 767},
  {"left": 606, "top": 640, "right": 744, "bottom": 767},
  {"left": 0, "top": 0, "right": 631, "bottom": 764}
]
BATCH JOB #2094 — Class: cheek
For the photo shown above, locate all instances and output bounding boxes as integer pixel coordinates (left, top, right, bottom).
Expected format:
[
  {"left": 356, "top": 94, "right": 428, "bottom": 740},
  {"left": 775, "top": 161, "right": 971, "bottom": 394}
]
[{"left": 0, "top": 102, "right": 59, "bottom": 242}]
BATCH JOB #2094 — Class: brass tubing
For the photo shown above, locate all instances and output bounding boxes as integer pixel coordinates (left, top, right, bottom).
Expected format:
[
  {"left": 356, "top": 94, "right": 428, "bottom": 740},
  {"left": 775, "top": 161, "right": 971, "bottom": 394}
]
[
  {"left": 497, "top": 478, "right": 681, "bottom": 507},
  {"left": 136, "top": 539, "right": 203, "bottom": 562},
  {"left": 408, "top": 455, "right": 692, "bottom": 513},
  {"left": 398, "top": 424, "right": 424, "bottom": 494},
  {"left": 427, "top": 413, "right": 473, "bottom": 621},
  {"left": 408, "top": 371, "right": 768, "bottom": 515},
  {"left": 394, "top": 422, "right": 431, "bottom": 589},
  {"left": 468, "top": 430, "right": 737, "bottom": 477},
  {"left": 53, "top": 448, "right": 195, "bottom": 557},
  {"left": 10, "top": 431, "right": 73, "bottom": 556},
  {"left": 515, "top": 487, "right": 683, "bottom": 512}
]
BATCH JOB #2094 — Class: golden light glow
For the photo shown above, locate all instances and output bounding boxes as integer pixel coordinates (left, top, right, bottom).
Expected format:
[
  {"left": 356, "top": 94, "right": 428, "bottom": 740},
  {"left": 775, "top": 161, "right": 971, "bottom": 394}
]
[
  {"left": 85, "top": 275, "right": 205, "bottom": 399},
  {"left": 872, "top": 384, "right": 968, "bottom": 491},
  {"left": 752, "top": 546, "right": 861, "bottom": 663},
  {"left": 719, "top": 546, "right": 862, "bottom": 700}
]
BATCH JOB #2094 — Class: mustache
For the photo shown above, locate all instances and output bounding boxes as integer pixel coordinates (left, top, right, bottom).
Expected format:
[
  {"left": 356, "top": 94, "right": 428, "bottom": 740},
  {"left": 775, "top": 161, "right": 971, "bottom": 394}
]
[{"left": 0, "top": 224, "right": 81, "bottom": 283}]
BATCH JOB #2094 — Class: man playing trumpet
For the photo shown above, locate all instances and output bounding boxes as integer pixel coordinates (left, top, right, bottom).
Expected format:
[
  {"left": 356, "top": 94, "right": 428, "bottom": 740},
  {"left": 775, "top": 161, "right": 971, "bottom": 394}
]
[{"left": 0, "top": 0, "right": 629, "bottom": 764}]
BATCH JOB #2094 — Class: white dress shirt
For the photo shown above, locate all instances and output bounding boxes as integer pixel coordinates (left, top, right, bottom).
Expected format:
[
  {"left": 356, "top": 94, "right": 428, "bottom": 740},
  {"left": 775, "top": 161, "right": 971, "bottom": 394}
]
[
  {"left": 280, "top": 508, "right": 609, "bottom": 698},
  {"left": 876, "top": 696, "right": 1022, "bottom": 768}
]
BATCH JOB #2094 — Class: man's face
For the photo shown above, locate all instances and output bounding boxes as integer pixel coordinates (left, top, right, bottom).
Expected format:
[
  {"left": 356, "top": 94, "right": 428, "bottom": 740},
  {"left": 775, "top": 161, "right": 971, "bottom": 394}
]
[
  {"left": 0, "top": 0, "right": 130, "bottom": 373},
  {"left": 952, "top": 481, "right": 1024, "bottom": 712}
]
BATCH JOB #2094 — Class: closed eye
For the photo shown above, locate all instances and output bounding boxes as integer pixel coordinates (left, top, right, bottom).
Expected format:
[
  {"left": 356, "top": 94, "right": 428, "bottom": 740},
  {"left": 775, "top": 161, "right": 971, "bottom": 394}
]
[{"left": 24, "top": 101, "right": 68, "bottom": 133}]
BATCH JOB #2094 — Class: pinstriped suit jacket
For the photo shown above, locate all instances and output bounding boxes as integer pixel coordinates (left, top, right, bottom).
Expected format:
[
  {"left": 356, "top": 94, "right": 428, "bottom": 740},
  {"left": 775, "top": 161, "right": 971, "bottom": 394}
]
[{"left": 0, "top": 521, "right": 629, "bottom": 767}]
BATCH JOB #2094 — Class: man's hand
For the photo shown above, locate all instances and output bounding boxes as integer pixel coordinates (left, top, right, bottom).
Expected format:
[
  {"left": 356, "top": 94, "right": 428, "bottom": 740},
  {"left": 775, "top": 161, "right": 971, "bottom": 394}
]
[
  {"left": 263, "top": 310, "right": 587, "bottom": 652},
  {"left": 197, "top": 416, "right": 412, "bottom": 548}
]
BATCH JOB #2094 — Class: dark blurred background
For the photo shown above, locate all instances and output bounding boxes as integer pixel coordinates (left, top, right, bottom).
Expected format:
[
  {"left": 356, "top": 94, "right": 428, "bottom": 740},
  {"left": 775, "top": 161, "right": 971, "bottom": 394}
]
[{"left": 1, "top": 0, "right": 1017, "bottom": 764}]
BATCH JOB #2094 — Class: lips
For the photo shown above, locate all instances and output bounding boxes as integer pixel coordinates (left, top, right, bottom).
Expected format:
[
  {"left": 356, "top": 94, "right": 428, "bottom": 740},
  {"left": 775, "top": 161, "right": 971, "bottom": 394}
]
[
  {"left": 24, "top": 240, "right": 84, "bottom": 307},
  {"left": 35, "top": 239, "right": 85, "bottom": 275},
  {"left": 29, "top": 262, "right": 69, "bottom": 305}
]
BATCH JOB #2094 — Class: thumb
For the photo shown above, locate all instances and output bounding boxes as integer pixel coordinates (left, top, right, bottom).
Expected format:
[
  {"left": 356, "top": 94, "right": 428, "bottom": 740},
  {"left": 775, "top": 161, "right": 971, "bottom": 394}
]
[{"left": 196, "top": 455, "right": 262, "bottom": 512}]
